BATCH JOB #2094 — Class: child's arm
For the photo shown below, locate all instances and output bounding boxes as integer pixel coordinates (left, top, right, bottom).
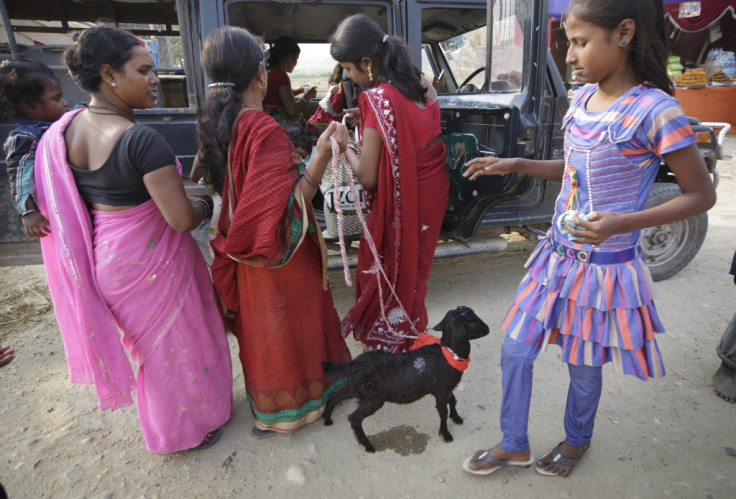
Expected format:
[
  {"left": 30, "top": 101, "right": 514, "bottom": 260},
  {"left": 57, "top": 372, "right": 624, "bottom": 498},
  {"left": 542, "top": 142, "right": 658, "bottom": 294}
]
[
  {"left": 463, "top": 157, "right": 565, "bottom": 182},
  {"left": 4, "top": 132, "right": 51, "bottom": 237},
  {"left": 569, "top": 143, "right": 716, "bottom": 245}
]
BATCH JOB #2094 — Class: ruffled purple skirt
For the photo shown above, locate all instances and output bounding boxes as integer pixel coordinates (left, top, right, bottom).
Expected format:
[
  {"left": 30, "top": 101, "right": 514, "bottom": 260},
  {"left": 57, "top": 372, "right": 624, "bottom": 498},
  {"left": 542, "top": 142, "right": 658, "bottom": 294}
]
[{"left": 501, "top": 237, "right": 665, "bottom": 381}]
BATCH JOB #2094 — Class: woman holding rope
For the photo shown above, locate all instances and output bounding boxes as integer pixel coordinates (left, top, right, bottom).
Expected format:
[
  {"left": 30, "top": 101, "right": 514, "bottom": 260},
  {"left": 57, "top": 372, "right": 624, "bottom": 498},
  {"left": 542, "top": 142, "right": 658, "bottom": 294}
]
[
  {"left": 198, "top": 26, "right": 352, "bottom": 437},
  {"left": 330, "top": 14, "right": 449, "bottom": 352}
]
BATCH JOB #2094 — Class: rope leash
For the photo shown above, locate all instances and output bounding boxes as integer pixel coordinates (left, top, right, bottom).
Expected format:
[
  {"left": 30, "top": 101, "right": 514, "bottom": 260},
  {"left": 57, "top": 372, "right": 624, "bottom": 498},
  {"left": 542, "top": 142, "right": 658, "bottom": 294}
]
[{"left": 328, "top": 135, "right": 420, "bottom": 340}]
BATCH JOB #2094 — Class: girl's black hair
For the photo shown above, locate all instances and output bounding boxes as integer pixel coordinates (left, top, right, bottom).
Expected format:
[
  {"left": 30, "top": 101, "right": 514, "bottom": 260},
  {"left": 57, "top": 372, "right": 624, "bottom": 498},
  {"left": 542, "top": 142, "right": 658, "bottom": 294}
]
[
  {"left": 266, "top": 36, "right": 300, "bottom": 70},
  {"left": 328, "top": 63, "right": 344, "bottom": 86},
  {"left": 64, "top": 26, "right": 141, "bottom": 92},
  {"left": 330, "top": 14, "right": 425, "bottom": 103},
  {"left": 281, "top": 121, "right": 313, "bottom": 157},
  {"left": 0, "top": 58, "right": 58, "bottom": 122},
  {"left": 566, "top": 0, "right": 671, "bottom": 94},
  {"left": 198, "top": 26, "right": 264, "bottom": 195}
]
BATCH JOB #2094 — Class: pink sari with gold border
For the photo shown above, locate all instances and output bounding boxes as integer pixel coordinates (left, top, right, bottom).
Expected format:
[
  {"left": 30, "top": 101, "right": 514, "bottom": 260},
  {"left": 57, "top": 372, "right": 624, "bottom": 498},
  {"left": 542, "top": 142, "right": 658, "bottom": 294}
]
[{"left": 35, "top": 109, "right": 232, "bottom": 453}]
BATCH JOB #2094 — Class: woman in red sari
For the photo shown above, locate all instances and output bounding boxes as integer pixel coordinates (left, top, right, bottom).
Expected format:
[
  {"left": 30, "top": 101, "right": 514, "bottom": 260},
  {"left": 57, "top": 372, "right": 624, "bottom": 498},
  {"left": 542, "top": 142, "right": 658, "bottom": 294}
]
[
  {"left": 331, "top": 14, "right": 449, "bottom": 353},
  {"left": 198, "top": 27, "right": 351, "bottom": 436}
]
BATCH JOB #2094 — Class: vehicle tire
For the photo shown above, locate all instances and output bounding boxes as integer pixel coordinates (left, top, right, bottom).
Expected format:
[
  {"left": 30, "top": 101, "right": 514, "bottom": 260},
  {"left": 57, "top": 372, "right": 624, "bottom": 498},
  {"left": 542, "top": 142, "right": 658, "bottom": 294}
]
[{"left": 639, "top": 182, "right": 708, "bottom": 281}]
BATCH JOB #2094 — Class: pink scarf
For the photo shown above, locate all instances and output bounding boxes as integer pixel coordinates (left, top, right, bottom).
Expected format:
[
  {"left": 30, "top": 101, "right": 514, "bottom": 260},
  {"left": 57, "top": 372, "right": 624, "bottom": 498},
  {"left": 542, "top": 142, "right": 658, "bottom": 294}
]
[{"left": 36, "top": 109, "right": 136, "bottom": 410}]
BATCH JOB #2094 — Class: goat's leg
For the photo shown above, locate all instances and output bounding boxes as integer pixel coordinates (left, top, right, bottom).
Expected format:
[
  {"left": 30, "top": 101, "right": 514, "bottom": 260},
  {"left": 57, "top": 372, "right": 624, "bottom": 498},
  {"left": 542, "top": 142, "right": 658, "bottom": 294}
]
[
  {"left": 448, "top": 393, "right": 463, "bottom": 425},
  {"left": 433, "top": 394, "right": 453, "bottom": 442},
  {"left": 348, "top": 399, "right": 384, "bottom": 452},
  {"left": 323, "top": 386, "right": 354, "bottom": 425}
]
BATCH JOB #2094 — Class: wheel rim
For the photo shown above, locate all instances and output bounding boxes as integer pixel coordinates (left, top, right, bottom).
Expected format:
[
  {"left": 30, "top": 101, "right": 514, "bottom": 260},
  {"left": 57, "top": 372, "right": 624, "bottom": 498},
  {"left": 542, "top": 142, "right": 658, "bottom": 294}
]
[{"left": 639, "top": 220, "right": 689, "bottom": 269}]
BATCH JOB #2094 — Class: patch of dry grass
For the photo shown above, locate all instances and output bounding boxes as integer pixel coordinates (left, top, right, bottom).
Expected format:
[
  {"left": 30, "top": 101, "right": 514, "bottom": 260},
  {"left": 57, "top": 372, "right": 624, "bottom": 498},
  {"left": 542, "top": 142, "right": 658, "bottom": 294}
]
[{"left": 0, "top": 280, "right": 51, "bottom": 339}]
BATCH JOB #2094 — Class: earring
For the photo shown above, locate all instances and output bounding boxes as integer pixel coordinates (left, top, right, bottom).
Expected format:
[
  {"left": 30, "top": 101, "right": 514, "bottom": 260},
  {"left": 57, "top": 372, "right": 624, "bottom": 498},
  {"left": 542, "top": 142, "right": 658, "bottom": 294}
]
[
  {"left": 258, "top": 79, "right": 267, "bottom": 89},
  {"left": 621, "top": 40, "right": 627, "bottom": 46},
  {"left": 111, "top": 82, "right": 117, "bottom": 87},
  {"left": 368, "top": 67, "right": 374, "bottom": 81}
]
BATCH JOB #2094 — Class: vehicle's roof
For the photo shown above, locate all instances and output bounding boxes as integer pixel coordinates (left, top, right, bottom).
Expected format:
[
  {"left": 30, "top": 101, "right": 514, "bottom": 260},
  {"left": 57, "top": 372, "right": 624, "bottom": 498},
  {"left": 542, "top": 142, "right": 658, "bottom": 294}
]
[
  {"left": 3, "top": 0, "right": 178, "bottom": 27},
  {"left": 3, "top": 0, "right": 487, "bottom": 44}
]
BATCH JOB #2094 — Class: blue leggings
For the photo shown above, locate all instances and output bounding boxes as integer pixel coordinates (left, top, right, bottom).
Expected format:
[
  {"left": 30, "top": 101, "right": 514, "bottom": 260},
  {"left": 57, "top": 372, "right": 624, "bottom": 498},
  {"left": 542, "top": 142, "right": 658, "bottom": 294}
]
[{"left": 499, "top": 336, "right": 603, "bottom": 453}]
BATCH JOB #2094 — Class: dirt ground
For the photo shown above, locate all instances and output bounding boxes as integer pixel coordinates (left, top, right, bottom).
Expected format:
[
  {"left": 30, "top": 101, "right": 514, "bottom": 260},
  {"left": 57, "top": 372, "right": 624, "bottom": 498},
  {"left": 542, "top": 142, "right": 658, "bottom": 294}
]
[{"left": 1, "top": 139, "right": 735, "bottom": 498}]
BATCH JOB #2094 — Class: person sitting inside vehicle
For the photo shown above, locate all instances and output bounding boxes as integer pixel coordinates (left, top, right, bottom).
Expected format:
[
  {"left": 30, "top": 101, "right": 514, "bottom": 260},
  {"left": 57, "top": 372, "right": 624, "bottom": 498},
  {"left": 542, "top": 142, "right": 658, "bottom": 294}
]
[
  {"left": 306, "top": 64, "right": 346, "bottom": 135},
  {"left": 263, "top": 36, "right": 317, "bottom": 123}
]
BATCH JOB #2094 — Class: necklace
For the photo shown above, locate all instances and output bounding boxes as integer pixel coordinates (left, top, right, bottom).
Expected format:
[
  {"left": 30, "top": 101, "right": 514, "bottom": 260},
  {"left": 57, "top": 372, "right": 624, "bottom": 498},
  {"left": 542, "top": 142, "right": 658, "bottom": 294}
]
[{"left": 85, "top": 104, "right": 137, "bottom": 124}]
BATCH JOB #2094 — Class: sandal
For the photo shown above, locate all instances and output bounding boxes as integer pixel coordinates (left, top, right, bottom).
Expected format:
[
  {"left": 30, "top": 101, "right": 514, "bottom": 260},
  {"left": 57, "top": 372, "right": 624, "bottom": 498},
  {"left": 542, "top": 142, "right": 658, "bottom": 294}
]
[
  {"left": 535, "top": 441, "right": 589, "bottom": 477},
  {"left": 192, "top": 428, "right": 222, "bottom": 451},
  {"left": 461, "top": 449, "right": 535, "bottom": 476},
  {"left": 251, "top": 426, "right": 279, "bottom": 440}
]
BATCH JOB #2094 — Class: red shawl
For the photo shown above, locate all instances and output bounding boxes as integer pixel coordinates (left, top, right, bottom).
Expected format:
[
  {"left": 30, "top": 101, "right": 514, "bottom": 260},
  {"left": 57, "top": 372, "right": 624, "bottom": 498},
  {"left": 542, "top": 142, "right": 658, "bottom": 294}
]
[{"left": 210, "top": 110, "right": 306, "bottom": 312}]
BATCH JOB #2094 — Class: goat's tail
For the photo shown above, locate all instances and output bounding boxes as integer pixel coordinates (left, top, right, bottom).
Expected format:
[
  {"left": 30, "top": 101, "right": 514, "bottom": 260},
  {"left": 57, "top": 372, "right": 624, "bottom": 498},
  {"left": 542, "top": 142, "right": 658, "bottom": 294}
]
[{"left": 321, "top": 361, "right": 350, "bottom": 379}]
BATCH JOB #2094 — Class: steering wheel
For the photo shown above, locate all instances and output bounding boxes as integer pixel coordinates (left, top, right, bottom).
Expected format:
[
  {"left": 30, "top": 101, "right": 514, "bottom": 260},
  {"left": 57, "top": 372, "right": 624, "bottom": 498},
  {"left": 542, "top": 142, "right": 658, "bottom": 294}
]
[{"left": 459, "top": 66, "right": 486, "bottom": 89}]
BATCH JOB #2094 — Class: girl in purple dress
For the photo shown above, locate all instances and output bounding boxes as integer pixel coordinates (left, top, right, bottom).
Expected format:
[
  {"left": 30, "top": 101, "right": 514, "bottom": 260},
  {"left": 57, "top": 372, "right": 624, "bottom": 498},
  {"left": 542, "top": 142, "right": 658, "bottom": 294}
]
[{"left": 460, "top": 0, "right": 716, "bottom": 477}]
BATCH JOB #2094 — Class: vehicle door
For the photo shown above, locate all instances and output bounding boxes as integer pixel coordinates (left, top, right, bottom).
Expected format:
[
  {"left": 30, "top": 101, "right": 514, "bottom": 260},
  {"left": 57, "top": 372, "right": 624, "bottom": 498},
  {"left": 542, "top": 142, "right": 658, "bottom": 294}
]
[{"left": 406, "top": 0, "right": 565, "bottom": 241}]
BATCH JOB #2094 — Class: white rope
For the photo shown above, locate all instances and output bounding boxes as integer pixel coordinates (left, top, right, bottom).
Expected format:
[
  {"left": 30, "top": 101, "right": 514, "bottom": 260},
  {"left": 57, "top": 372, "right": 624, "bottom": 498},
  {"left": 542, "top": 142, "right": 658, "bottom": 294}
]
[{"left": 328, "top": 135, "right": 419, "bottom": 340}]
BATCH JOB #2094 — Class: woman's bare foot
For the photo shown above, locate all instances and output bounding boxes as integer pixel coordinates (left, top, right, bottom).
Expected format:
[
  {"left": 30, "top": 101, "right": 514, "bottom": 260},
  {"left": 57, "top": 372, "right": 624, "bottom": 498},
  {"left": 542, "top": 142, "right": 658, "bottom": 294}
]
[
  {"left": 535, "top": 440, "right": 590, "bottom": 477},
  {"left": 0, "top": 345, "right": 15, "bottom": 368},
  {"left": 464, "top": 444, "right": 532, "bottom": 473}
]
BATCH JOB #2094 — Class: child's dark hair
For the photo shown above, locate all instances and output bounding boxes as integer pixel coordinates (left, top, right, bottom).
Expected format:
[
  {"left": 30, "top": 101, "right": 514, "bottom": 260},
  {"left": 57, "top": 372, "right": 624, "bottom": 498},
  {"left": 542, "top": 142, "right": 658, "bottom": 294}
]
[
  {"left": 282, "top": 121, "right": 313, "bottom": 158},
  {"left": 330, "top": 14, "right": 425, "bottom": 103},
  {"left": 266, "top": 36, "right": 300, "bottom": 71},
  {"left": 566, "top": 0, "right": 671, "bottom": 94},
  {"left": 198, "top": 26, "right": 264, "bottom": 195},
  {"left": 64, "top": 26, "right": 142, "bottom": 92},
  {"left": 329, "top": 63, "right": 344, "bottom": 87},
  {"left": 0, "top": 59, "right": 57, "bottom": 122}
]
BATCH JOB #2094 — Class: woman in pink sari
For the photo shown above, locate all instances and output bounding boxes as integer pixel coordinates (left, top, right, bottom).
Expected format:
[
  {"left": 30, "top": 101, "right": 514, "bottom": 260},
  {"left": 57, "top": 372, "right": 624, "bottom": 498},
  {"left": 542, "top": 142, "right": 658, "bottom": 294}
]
[
  {"left": 34, "top": 27, "right": 232, "bottom": 454},
  {"left": 331, "top": 14, "right": 450, "bottom": 353}
]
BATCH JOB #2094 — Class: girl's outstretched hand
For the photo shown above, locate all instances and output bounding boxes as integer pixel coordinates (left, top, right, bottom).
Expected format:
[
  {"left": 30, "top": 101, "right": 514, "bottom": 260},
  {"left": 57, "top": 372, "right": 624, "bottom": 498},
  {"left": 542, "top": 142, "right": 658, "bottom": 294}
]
[
  {"left": 463, "top": 156, "right": 515, "bottom": 180},
  {"left": 566, "top": 211, "right": 625, "bottom": 246}
]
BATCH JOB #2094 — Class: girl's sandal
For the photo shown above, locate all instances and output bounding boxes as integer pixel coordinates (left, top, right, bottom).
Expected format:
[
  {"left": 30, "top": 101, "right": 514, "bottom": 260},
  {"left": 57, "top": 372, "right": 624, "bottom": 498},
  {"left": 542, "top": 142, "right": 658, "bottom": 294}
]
[
  {"left": 535, "top": 441, "right": 589, "bottom": 477},
  {"left": 192, "top": 428, "right": 222, "bottom": 451}
]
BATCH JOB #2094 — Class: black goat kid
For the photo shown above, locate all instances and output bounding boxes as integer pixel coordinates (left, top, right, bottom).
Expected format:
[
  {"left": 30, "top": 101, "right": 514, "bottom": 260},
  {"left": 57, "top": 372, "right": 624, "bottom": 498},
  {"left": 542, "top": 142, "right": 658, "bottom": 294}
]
[{"left": 322, "top": 306, "right": 490, "bottom": 452}]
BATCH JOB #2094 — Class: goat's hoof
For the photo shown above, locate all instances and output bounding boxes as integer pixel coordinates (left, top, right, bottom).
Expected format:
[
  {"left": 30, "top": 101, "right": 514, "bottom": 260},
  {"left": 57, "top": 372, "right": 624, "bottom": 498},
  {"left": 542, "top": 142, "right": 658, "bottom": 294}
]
[
  {"left": 451, "top": 416, "right": 463, "bottom": 425},
  {"left": 324, "top": 418, "right": 333, "bottom": 426},
  {"left": 364, "top": 445, "right": 376, "bottom": 453},
  {"left": 441, "top": 432, "right": 454, "bottom": 443}
]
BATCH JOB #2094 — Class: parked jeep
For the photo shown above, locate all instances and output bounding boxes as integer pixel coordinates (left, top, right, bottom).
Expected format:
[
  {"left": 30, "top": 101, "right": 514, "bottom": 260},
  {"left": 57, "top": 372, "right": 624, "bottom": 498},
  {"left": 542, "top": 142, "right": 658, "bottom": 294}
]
[{"left": 0, "top": 0, "right": 720, "bottom": 280}]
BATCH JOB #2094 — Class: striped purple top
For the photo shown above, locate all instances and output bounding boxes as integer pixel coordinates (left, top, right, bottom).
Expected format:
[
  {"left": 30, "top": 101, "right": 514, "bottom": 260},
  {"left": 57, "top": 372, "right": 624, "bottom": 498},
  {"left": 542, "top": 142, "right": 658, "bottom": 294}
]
[{"left": 555, "top": 84, "right": 696, "bottom": 250}]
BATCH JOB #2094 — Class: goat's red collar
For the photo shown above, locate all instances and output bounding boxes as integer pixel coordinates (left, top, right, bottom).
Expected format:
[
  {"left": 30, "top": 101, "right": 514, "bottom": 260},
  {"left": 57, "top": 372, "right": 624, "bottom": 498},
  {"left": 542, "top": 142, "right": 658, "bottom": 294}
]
[{"left": 410, "top": 333, "right": 470, "bottom": 372}]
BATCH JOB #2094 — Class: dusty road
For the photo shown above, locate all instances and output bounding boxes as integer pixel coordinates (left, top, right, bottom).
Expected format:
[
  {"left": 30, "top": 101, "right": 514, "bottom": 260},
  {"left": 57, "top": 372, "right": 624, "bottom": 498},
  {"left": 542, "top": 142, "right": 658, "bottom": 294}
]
[{"left": 1, "top": 140, "right": 734, "bottom": 498}]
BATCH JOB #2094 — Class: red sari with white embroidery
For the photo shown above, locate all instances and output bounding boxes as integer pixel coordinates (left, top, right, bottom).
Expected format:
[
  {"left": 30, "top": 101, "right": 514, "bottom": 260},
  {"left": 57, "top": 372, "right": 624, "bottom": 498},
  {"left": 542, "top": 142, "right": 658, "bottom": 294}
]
[{"left": 340, "top": 83, "right": 449, "bottom": 352}]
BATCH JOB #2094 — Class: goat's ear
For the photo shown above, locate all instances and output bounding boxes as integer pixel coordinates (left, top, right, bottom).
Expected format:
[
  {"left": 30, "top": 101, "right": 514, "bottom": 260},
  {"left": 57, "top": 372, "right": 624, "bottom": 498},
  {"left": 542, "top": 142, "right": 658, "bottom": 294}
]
[{"left": 432, "top": 316, "right": 446, "bottom": 332}]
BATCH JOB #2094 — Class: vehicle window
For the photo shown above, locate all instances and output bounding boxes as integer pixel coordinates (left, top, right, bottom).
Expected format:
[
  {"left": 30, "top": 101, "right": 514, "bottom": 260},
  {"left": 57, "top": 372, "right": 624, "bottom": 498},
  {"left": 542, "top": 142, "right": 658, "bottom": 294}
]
[
  {"left": 439, "top": 26, "right": 487, "bottom": 90},
  {"left": 489, "top": 0, "right": 525, "bottom": 92},
  {"left": 1, "top": 18, "right": 189, "bottom": 108},
  {"left": 288, "top": 43, "right": 340, "bottom": 99}
]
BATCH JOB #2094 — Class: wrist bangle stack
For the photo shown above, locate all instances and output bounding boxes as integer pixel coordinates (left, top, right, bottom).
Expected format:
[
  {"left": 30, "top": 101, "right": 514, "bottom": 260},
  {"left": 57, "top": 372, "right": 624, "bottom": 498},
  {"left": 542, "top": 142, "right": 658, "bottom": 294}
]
[
  {"left": 191, "top": 199, "right": 211, "bottom": 220},
  {"left": 302, "top": 169, "right": 321, "bottom": 188},
  {"left": 346, "top": 140, "right": 360, "bottom": 155}
]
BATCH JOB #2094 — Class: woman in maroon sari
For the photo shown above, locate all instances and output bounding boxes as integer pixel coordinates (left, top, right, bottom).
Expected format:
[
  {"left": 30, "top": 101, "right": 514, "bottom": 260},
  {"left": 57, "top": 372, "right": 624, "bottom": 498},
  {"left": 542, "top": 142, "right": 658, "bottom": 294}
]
[
  {"left": 198, "top": 27, "right": 351, "bottom": 436},
  {"left": 331, "top": 14, "right": 449, "bottom": 352}
]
